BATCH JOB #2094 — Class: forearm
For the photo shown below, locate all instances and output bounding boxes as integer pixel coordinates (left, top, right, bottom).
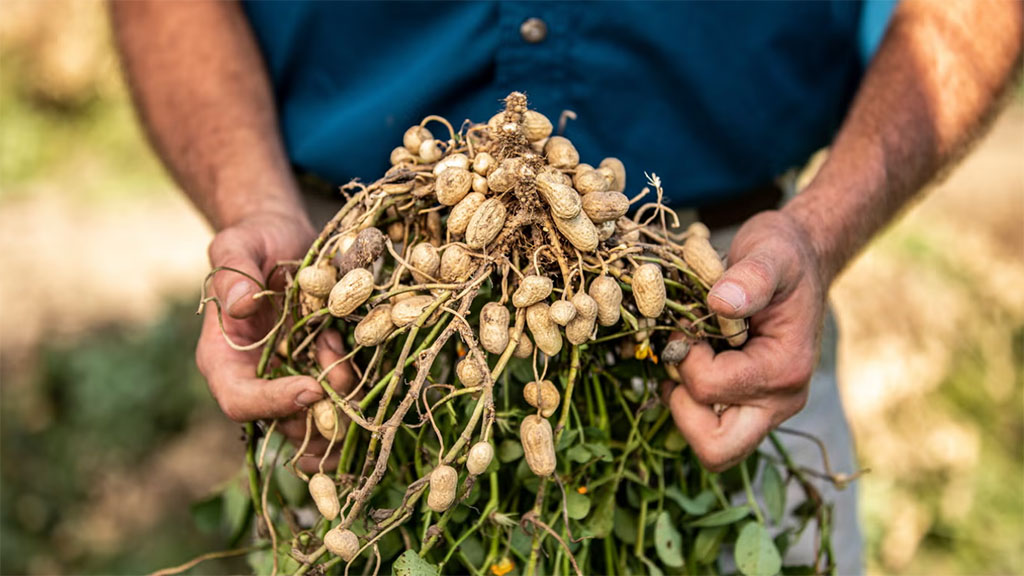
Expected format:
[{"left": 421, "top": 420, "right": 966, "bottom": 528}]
[
  {"left": 111, "top": 0, "right": 306, "bottom": 231},
  {"left": 785, "top": 0, "right": 1023, "bottom": 284}
]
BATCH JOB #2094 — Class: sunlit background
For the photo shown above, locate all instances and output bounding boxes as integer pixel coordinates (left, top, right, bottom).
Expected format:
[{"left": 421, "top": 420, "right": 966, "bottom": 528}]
[{"left": 1, "top": 2, "right": 1021, "bottom": 574}]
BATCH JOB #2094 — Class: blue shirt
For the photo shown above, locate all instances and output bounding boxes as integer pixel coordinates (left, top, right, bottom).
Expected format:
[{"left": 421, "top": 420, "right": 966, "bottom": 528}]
[{"left": 243, "top": 2, "right": 895, "bottom": 206}]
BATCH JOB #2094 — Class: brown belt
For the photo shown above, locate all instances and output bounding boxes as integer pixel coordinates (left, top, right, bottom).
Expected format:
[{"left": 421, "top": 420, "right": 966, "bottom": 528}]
[{"left": 695, "top": 183, "right": 783, "bottom": 231}]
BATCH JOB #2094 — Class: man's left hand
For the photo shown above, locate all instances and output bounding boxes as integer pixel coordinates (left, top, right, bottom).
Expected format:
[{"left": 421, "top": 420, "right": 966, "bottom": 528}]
[{"left": 665, "top": 210, "right": 827, "bottom": 471}]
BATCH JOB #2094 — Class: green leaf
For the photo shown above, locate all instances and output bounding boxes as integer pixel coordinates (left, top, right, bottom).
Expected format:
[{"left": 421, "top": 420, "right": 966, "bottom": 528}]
[
  {"left": 734, "top": 522, "right": 782, "bottom": 576},
  {"left": 663, "top": 427, "right": 688, "bottom": 451},
  {"left": 566, "top": 491, "right": 591, "bottom": 519},
  {"left": 392, "top": 550, "right": 440, "bottom": 576},
  {"left": 762, "top": 464, "right": 786, "bottom": 524},
  {"left": 190, "top": 493, "right": 223, "bottom": 535},
  {"left": 664, "top": 487, "right": 715, "bottom": 516},
  {"left": 567, "top": 444, "right": 592, "bottom": 463},
  {"left": 498, "top": 439, "right": 523, "bottom": 463},
  {"left": 585, "top": 486, "right": 616, "bottom": 538},
  {"left": 686, "top": 505, "right": 751, "bottom": 528},
  {"left": 692, "top": 526, "right": 727, "bottom": 565},
  {"left": 586, "top": 442, "right": 614, "bottom": 462},
  {"left": 222, "top": 479, "right": 249, "bottom": 539},
  {"left": 612, "top": 506, "right": 637, "bottom": 544},
  {"left": 653, "top": 511, "right": 685, "bottom": 568},
  {"left": 508, "top": 358, "right": 534, "bottom": 383},
  {"left": 557, "top": 428, "right": 580, "bottom": 451}
]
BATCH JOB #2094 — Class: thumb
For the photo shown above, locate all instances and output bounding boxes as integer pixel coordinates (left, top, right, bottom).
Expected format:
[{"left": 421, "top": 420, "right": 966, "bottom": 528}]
[
  {"left": 208, "top": 229, "right": 267, "bottom": 319},
  {"left": 707, "top": 253, "right": 780, "bottom": 319}
]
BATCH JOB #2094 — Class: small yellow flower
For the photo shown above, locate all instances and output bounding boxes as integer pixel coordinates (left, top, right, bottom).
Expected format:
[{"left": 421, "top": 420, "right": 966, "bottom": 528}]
[
  {"left": 491, "top": 557, "right": 515, "bottom": 576},
  {"left": 577, "top": 486, "right": 588, "bottom": 495},
  {"left": 634, "top": 341, "right": 659, "bottom": 364}
]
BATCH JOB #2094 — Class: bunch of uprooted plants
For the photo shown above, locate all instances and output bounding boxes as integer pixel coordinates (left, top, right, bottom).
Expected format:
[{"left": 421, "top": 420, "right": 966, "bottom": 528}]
[{"left": 183, "top": 93, "right": 858, "bottom": 576}]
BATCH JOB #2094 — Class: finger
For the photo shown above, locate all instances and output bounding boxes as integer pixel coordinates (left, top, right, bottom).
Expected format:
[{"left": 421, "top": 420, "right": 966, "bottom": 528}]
[
  {"left": 298, "top": 451, "right": 341, "bottom": 476},
  {"left": 316, "top": 330, "right": 357, "bottom": 394},
  {"left": 208, "top": 229, "right": 267, "bottom": 319},
  {"left": 198, "top": 312, "right": 325, "bottom": 421},
  {"left": 666, "top": 384, "right": 773, "bottom": 472},
  {"left": 676, "top": 332, "right": 815, "bottom": 405},
  {"left": 707, "top": 252, "right": 781, "bottom": 320}
]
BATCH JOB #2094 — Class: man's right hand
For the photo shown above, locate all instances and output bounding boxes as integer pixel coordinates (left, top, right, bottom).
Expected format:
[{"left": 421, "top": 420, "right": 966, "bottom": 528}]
[{"left": 196, "top": 212, "right": 355, "bottom": 473}]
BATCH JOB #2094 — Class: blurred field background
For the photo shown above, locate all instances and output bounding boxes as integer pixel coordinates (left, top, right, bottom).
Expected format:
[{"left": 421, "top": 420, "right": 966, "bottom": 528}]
[{"left": 1, "top": 2, "right": 1021, "bottom": 574}]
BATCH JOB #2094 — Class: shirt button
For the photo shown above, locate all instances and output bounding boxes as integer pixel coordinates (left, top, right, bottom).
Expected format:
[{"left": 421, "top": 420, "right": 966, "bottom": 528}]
[{"left": 520, "top": 17, "right": 547, "bottom": 44}]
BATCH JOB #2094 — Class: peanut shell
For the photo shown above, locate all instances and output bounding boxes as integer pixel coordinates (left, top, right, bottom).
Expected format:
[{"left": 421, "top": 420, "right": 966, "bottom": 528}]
[
  {"left": 409, "top": 243, "right": 440, "bottom": 284},
  {"left": 309, "top": 473, "right": 339, "bottom": 520},
  {"left": 311, "top": 398, "right": 340, "bottom": 441},
  {"left": 479, "top": 302, "right": 511, "bottom": 354},
  {"left": 466, "top": 442, "right": 494, "bottom": 476},
  {"left": 465, "top": 198, "right": 507, "bottom": 249},
  {"left": 354, "top": 305, "right": 394, "bottom": 347},
  {"left": 448, "top": 192, "right": 487, "bottom": 236},
  {"left": 432, "top": 153, "right": 470, "bottom": 176},
  {"left": 512, "top": 275, "right": 553, "bottom": 309},
  {"left": 565, "top": 292, "right": 598, "bottom": 345},
  {"left": 661, "top": 339, "right": 692, "bottom": 365},
  {"left": 487, "top": 158, "right": 520, "bottom": 194},
  {"left": 390, "top": 295, "right": 435, "bottom": 327},
  {"left": 544, "top": 136, "right": 580, "bottom": 169},
  {"left": 682, "top": 236, "right": 725, "bottom": 285},
  {"left": 632, "top": 263, "right": 666, "bottom": 318},
  {"left": 324, "top": 527, "right": 360, "bottom": 561},
  {"left": 522, "top": 110, "right": 553, "bottom": 142},
  {"left": 456, "top": 358, "right": 486, "bottom": 387},
  {"left": 581, "top": 191, "right": 630, "bottom": 224},
  {"left": 552, "top": 211, "right": 599, "bottom": 253},
  {"left": 297, "top": 261, "right": 337, "bottom": 298},
  {"left": 418, "top": 138, "right": 442, "bottom": 163},
  {"left": 435, "top": 167, "right": 473, "bottom": 206},
  {"left": 599, "top": 157, "right": 627, "bottom": 192},
  {"left": 509, "top": 326, "right": 534, "bottom": 359},
  {"left": 472, "top": 152, "right": 496, "bottom": 175},
  {"left": 391, "top": 146, "right": 416, "bottom": 166},
  {"left": 717, "top": 316, "right": 748, "bottom": 347},
  {"left": 427, "top": 465, "right": 458, "bottom": 512},
  {"left": 520, "top": 415, "right": 556, "bottom": 476},
  {"left": 328, "top": 268, "right": 374, "bottom": 317},
  {"left": 526, "top": 302, "right": 562, "bottom": 357},
  {"left": 403, "top": 125, "right": 432, "bottom": 153},
  {"left": 535, "top": 167, "right": 582, "bottom": 220},
  {"left": 548, "top": 300, "right": 577, "bottom": 326},
  {"left": 524, "top": 380, "right": 560, "bottom": 418},
  {"left": 575, "top": 169, "right": 610, "bottom": 195},
  {"left": 336, "top": 227, "right": 385, "bottom": 276},
  {"left": 439, "top": 244, "right": 474, "bottom": 283}
]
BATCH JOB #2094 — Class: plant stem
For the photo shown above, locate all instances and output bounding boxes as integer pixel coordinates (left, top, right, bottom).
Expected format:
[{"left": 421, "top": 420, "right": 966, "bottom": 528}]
[{"left": 740, "top": 458, "right": 765, "bottom": 524}]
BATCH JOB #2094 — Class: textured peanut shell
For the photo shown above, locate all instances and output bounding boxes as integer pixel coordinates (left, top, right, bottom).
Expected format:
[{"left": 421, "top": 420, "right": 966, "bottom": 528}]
[
  {"left": 432, "top": 153, "right": 470, "bottom": 176},
  {"left": 599, "top": 157, "right": 627, "bottom": 192},
  {"left": 682, "top": 236, "right": 725, "bottom": 285},
  {"left": 479, "top": 302, "right": 511, "bottom": 354},
  {"left": 565, "top": 292, "right": 598, "bottom": 345},
  {"left": 354, "top": 305, "right": 394, "bottom": 347},
  {"left": 553, "top": 211, "right": 599, "bottom": 253},
  {"left": 403, "top": 125, "right": 432, "bottom": 153},
  {"left": 661, "top": 339, "right": 692, "bottom": 365},
  {"left": 544, "top": 136, "right": 580, "bottom": 169},
  {"left": 512, "top": 275, "right": 553, "bottom": 309},
  {"left": 548, "top": 300, "right": 577, "bottom": 326},
  {"left": 297, "top": 262, "right": 337, "bottom": 298},
  {"left": 324, "top": 527, "right": 360, "bottom": 561},
  {"left": 575, "top": 169, "right": 610, "bottom": 195},
  {"left": 535, "top": 168, "right": 582, "bottom": 220},
  {"left": 524, "top": 380, "right": 560, "bottom": 418},
  {"left": 615, "top": 217, "right": 641, "bottom": 243},
  {"left": 328, "top": 268, "right": 374, "bottom": 317},
  {"left": 440, "top": 245, "right": 474, "bottom": 283},
  {"left": 581, "top": 191, "right": 630, "bottom": 224},
  {"left": 589, "top": 274, "right": 618, "bottom": 327},
  {"left": 526, "top": 302, "right": 562, "bottom": 357},
  {"left": 390, "top": 295, "right": 435, "bottom": 327},
  {"left": 336, "top": 227, "right": 385, "bottom": 276},
  {"left": 309, "top": 473, "right": 339, "bottom": 520},
  {"left": 409, "top": 243, "right": 440, "bottom": 284},
  {"left": 473, "top": 152, "right": 496, "bottom": 175},
  {"left": 435, "top": 167, "right": 473, "bottom": 206},
  {"left": 427, "top": 465, "right": 458, "bottom": 512},
  {"left": 596, "top": 220, "right": 616, "bottom": 241},
  {"left": 487, "top": 159, "right": 520, "bottom": 194},
  {"left": 632, "top": 263, "right": 666, "bottom": 318},
  {"left": 387, "top": 220, "right": 405, "bottom": 243},
  {"left": 717, "top": 316, "right": 748, "bottom": 347},
  {"left": 472, "top": 173, "right": 489, "bottom": 194},
  {"left": 447, "top": 192, "right": 486, "bottom": 236},
  {"left": 521, "top": 415, "right": 556, "bottom": 477},
  {"left": 522, "top": 110, "right": 554, "bottom": 141},
  {"left": 466, "top": 442, "right": 494, "bottom": 476},
  {"left": 391, "top": 146, "right": 416, "bottom": 166},
  {"left": 311, "top": 399, "right": 339, "bottom": 441},
  {"left": 465, "top": 198, "right": 507, "bottom": 249},
  {"left": 418, "top": 139, "right": 442, "bottom": 163},
  {"left": 509, "top": 326, "right": 534, "bottom": 359},
  {"left": 687, "top": 221, "right": 711, "bottom": 239},
  {"left": 456, "top": 358, "right": 485, "bottom": 387}
]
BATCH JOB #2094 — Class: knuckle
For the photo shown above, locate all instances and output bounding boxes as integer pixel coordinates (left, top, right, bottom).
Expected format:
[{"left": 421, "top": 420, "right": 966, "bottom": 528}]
[{"left": 741, "top": 255, "right": 776, "bottom": 290}]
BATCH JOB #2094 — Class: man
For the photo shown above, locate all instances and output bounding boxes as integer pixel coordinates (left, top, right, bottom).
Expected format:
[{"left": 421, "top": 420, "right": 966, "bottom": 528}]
[{"left": 112, "top": 2, "right": 1022, "bottom": 572}]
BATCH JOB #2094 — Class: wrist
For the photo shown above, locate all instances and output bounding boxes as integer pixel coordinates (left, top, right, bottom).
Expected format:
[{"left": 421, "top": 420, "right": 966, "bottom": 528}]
[{"left": 211, "top": 173, "right": 310, "bottom": 232}]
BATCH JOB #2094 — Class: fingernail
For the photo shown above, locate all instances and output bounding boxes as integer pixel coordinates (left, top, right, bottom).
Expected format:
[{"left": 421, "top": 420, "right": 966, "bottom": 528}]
[
  {"left": 324, "top": 331, "right": 345, "bottom": 355},
  {"left": 225, "top": 281, "right": 253, "bottom": 314},
  {"left": 295, "top": 389, "right": 323, "bottom": 407},
  {"left": 710, "top": 282, "right": 746, "bottom": 312}
]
